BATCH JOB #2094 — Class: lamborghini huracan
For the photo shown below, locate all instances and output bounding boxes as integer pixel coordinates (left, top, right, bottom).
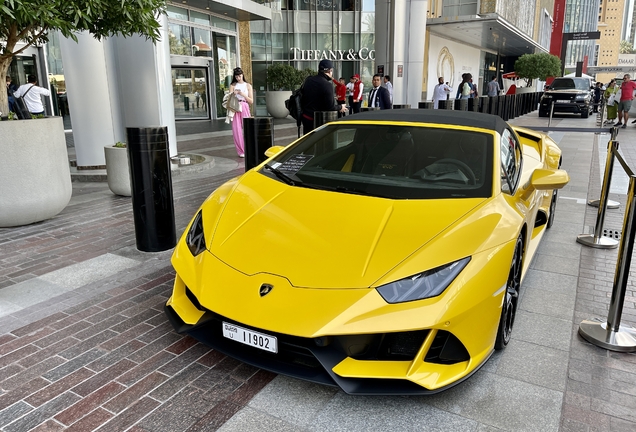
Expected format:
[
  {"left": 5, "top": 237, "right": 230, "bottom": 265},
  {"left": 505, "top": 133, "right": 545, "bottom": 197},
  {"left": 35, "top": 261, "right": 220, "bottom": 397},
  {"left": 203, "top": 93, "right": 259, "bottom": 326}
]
[{"left": 164, "top": 110, "right": 569, "bottom": 394}]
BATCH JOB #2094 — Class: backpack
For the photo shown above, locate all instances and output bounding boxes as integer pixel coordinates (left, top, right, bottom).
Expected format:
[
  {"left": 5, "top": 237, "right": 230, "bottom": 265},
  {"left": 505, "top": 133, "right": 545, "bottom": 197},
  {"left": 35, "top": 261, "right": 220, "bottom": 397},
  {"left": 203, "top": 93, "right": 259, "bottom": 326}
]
[
  {"left": 9, "top": 87, "right": 33, "bottom": 120},
  {"left": 285, "top": 83, "right": 304, "bottom": 137}
]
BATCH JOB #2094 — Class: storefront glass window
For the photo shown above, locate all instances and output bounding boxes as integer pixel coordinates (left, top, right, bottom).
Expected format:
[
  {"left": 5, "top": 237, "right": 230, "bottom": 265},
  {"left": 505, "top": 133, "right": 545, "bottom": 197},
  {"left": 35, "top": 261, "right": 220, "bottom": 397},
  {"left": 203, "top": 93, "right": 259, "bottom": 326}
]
[
  {"left": 193, "top": 28, "right": 213, "bottom": 58},
  {"left": 167, "top": 5, "right": 188, "bottom": 21},
  {"left": 190, "top": 11, "right": 210, "bottom": 26},
  {"left": 211, "top": 15, "right": 237, "bottom": 32},
  {"left": 169, "top": 24, "right": 193, "bottom": 56},
  {"left": 213, "top": 33, "right": 237, "bottom": 117}
]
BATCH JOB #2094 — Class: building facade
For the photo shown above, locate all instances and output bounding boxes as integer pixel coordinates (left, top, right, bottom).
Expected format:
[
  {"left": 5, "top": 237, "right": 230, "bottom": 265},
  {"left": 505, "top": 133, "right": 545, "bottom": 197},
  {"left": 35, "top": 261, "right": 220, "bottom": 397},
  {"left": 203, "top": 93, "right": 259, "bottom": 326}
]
[{"left": 424, "top": 0, "right": 552, "bottom": 99}]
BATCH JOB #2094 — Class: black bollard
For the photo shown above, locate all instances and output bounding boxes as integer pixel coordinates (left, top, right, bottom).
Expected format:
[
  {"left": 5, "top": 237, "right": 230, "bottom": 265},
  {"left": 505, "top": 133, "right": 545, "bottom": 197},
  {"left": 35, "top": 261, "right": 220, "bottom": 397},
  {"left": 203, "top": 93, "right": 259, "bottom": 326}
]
[
  {"left": 360, "top": 107, "right": 380, "bottom": 112},
  {"left": 392, "top": 104, "right": 411, "bottom": 109},
  {"left": 438, "top": 100, "right": 448, "bottom": 110},
  {"left": 126, "top": 127, "right": 176, "bottom": 252},
  {"left": 314, "top": 111, "right": 339, "bottom": 127},
  {"left": 244, "top": 117, "right": 274, "bottom": 171},
  {"left": 419, "top": 102, "right": 435, "bottom": 109}
]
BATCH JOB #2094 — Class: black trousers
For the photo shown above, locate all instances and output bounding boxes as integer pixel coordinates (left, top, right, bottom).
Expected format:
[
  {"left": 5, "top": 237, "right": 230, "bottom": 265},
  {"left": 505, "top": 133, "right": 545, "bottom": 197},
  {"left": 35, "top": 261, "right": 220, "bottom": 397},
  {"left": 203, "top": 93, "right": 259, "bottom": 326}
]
[
  {"left": 337, "top": 100, "right": 346, "bottom": 118},
  {"left": 301, "top": 116, "right": 314, "bottom": 136},
  {"left": 347, "top": 96, "right": 354, "bottom": 115}
]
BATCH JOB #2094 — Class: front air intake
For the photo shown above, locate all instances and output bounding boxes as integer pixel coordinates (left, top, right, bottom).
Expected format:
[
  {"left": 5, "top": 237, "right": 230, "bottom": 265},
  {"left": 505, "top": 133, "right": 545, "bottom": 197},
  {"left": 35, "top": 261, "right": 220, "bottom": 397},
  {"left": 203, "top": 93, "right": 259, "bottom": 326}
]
[{"left": 425, "top": 330, "right": 470, "bottom": 364}]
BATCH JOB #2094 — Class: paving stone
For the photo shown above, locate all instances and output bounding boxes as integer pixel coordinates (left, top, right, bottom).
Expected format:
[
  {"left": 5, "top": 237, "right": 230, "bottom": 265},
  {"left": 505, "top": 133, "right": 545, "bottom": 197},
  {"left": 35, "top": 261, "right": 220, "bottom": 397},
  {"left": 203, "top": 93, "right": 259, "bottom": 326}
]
[
  {"left": 64, "top": 407, "right": 113, "bottom": 432},
  {"left": 25, "top": 368, "right": 94, "bottom": 407},
  {"left": 55, "top": 381, "right": 125, "bottom": 425},
  {"left": 216, "top": 406, "right": 301, "bottom": 432},
  {"left": 3, "top": 392, "right": 80, "bottom": 432},
  {"left": 0, "top": 401, "right": 34, "bottom": 428},
  {"left": 0, "top": 377, "right": 49, "bottom": 411},
  {"left": 42, "top": 348, "right": 106, "bottom": 382},
  {"left": 71, "top": 358, "right": 136, "bottom": 397},
  {"left": 94, "top": 397, "right": 160, "bottom": 432},
  {"left": 104, "top": 372, "right": 169, "bottom": 414}
]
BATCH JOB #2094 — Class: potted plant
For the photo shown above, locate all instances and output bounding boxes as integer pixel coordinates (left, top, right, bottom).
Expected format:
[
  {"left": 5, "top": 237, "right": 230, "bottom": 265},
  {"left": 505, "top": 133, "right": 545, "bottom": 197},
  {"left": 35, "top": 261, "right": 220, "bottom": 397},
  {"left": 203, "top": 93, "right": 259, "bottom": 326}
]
[
  {"left": 266, "top": 64, "right": 315, "bottom": 118},
  {"left": 0, "top": 0, "right": 164, "bottom": 226},
  {"left": 104, "top": 142, "right": 132, "bottom": 197}
]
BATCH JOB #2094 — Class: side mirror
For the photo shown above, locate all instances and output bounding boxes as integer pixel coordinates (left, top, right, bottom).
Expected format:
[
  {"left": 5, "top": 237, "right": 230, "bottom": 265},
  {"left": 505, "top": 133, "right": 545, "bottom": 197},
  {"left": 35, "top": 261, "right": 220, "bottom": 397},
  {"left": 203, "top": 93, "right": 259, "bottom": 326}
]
[
  {"left": 521, "top": 169, "right": 569, "bottom": 200},
  {"left": 264, "top": 146, "right": 285, "bottom": 158},
  {"left": 544, "top": 85, "right": 550, "bottom": 90}
]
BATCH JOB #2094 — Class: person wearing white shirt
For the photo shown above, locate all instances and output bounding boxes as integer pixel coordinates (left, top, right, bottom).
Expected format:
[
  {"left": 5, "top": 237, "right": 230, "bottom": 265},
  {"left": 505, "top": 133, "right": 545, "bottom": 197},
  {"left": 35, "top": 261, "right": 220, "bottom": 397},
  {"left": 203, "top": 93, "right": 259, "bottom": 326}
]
[
  {"left": 13, "top": 75, "right": 50, "bottom": 115},
  {"left": 432, "top": 77, "right": 452, "bottom": 109},
  {"left": 383, "top": 75, "right": 393, "bottom": 104}
]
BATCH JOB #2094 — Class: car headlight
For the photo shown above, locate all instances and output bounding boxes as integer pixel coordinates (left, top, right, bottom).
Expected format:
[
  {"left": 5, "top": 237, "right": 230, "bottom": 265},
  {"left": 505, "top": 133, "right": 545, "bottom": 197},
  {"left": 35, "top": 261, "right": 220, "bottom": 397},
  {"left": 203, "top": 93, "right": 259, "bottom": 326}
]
[
  {"left": 376, "top": 257, "right": 471, "bottom": 304},
  {"left": 186, "top": 210, "right": 206, "bottom": 256},
  {"left": 575, "top": 95, "right": 587, "bottom": 101},
  {"left": 542, "top": 95, "right": 552, "bottom": 99}
]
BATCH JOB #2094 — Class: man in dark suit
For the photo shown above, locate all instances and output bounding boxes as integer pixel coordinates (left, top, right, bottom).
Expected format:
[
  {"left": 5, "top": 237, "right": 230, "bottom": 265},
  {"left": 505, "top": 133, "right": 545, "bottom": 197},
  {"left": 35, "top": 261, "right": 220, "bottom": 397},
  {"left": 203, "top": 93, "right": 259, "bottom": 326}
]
[{"left": 368, "top": 74, "right": 391, "bottom": 109}]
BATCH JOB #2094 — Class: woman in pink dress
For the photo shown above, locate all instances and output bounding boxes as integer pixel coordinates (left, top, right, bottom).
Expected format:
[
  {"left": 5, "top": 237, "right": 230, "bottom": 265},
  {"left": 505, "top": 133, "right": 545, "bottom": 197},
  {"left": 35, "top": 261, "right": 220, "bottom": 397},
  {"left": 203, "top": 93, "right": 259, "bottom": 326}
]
[{"left": 229, "top": 67, "right": 253, "bottom": 158}]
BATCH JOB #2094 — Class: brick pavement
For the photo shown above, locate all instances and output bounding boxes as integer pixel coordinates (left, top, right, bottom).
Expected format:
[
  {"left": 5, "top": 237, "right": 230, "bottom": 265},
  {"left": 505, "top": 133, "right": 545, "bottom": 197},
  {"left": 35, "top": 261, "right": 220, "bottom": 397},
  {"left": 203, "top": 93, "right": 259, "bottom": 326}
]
[{"left": 1, "top": 116, "right": 636, "bottom": 431}]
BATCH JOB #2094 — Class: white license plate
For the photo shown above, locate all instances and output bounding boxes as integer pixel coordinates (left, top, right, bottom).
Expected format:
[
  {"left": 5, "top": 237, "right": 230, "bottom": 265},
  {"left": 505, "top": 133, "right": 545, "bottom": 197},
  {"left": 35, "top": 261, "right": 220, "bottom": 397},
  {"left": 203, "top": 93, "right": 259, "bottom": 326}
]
[
  {"left": 556, "top": 100, "right": 571, "bottom": 103},
  {"left": 222, "top": 322, "right": 278, "bottom": 353}
]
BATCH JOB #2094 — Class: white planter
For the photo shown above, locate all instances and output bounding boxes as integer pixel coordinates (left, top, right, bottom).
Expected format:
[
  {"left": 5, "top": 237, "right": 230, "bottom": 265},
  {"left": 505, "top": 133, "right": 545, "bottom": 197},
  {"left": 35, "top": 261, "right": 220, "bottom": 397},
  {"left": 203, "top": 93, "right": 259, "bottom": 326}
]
[
  {"left": 104, "top": 146, "right": 132, "bottom": 196},
  {"left": 265, "top": 91, "right": 292, "bottom": 119},
  {"left": 0, "top": 117, "right": 72, "bottom": 227}
]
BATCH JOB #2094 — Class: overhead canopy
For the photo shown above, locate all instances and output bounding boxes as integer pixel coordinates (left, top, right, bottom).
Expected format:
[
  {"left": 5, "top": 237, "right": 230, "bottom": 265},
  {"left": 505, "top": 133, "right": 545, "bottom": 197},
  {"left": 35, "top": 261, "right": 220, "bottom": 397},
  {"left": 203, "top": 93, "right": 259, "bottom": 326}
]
[
  {"left": 426, "top": 14, "right": 546, "bottom": 57},
  {"left": 174, "top": 0, "right": 271, "bottom": 21}
]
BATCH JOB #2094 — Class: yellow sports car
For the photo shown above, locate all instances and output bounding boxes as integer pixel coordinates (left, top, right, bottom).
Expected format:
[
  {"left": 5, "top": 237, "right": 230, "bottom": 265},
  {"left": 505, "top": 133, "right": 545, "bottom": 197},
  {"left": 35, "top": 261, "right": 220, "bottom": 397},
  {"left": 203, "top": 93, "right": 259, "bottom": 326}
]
[{"left": 165, "top": 110, "right": 569, "bottom": 394}]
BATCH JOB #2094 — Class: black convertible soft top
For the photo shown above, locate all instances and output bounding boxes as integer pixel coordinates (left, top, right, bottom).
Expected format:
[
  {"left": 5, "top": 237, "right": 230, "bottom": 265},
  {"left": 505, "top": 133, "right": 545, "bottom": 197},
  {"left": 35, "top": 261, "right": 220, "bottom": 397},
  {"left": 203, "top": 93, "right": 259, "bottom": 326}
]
[{"left": 339, "top": 109, "right": 509, "bottom": 135}]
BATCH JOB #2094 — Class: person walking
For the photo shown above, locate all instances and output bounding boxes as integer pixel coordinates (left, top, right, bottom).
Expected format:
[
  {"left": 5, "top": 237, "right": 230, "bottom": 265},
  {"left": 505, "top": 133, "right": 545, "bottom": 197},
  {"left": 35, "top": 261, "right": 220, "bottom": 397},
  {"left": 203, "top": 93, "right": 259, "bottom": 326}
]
[
  {"left": 299, "top": 59, "right": 346, "bottom": 135},
  {"left": 615, "top": 74, "right": 636, "bottom": 128},
  {"left": 486, "top": 76, "right": 500, "bottom": 97},
  {"left": 368, "top": 74, "right": 391, "bottom": 109},
  {"left": 383, "top": 75, "right": 393, "bottom": 104},
  {"left": 604, "top": 80, "right": 618, "bottom": 125},
  {"left": 460, "top": 74, "right": 474, "bottom": 99},
  {"left": 13, "top": 74, "right": 50, "bottom": 116},
  {"left": 593, "top": 82, "right": 602, "bottom": 113},
  {"left": 432, "top": 77, "right": 452, "bottom": 109},
  {"left": 333, "top": 77, "right": 347, "bottom": 118},
  {"left": 228, "top": 67, "right": 253, "bottom": 158}
]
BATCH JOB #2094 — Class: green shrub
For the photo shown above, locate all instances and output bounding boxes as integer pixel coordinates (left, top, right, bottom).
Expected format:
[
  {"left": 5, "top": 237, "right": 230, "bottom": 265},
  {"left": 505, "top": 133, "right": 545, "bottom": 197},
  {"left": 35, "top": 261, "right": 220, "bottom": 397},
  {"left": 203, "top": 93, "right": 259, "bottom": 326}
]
[{"left": 266, "top": 64, "right": 316, "bottom": 91}]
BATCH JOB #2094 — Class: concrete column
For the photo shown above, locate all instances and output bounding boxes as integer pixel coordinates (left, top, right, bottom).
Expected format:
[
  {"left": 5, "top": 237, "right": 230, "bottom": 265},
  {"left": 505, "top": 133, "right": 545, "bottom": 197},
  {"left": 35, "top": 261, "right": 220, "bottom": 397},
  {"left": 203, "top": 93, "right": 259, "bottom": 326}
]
[
  {"left": 375, "top": 0, "right": 427, "bottom": 108},
  {"left": 113, "top": 15, "right": 177, "bottom": 157},
  {"left": 59, "top": 32, "right": 117, "bottom": 167},
  {"left": 59, "top": 19, "right": 178, "bottom": 167}
]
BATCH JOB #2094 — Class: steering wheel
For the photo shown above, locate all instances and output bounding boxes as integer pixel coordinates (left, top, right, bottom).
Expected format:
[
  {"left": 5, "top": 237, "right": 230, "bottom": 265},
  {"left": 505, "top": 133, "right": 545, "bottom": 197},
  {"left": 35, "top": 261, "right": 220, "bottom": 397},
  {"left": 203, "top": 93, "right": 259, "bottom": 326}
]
[{"left": 429, "top": 158, "right": 477, "bottom": 185}]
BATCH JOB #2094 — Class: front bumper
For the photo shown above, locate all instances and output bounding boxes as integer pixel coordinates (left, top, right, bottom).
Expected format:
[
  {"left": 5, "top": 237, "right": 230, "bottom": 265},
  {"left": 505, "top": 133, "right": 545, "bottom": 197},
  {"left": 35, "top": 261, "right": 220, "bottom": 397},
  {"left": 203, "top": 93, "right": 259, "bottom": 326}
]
[
  {"left": 164, "top": 299, "right": 489, "bottom": 395},
  {"left": 540, "top": 100, "right": 588, "bottom": 114}
]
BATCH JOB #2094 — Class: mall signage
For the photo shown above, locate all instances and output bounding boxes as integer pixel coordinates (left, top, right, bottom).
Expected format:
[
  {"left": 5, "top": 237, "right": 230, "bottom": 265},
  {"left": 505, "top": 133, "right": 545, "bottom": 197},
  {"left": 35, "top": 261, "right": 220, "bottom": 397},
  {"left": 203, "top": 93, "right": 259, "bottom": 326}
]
[{"left": 290, "top": 47, "right": 375, "bottom": 61}]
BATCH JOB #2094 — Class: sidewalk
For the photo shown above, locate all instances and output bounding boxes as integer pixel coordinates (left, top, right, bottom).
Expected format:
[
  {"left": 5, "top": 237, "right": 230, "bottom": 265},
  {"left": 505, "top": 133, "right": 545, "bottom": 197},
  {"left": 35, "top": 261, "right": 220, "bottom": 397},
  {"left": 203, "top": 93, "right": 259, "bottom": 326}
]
[{"left": 0, "top": 114, "right": 634, "bottom": 431}]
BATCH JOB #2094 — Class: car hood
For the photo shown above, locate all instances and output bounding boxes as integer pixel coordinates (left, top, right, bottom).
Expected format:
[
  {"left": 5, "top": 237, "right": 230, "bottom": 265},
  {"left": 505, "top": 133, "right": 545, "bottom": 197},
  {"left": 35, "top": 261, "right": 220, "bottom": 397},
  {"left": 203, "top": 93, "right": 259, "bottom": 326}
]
[{"left": 208, "top": 172, "right": 486, "bottom": 289}]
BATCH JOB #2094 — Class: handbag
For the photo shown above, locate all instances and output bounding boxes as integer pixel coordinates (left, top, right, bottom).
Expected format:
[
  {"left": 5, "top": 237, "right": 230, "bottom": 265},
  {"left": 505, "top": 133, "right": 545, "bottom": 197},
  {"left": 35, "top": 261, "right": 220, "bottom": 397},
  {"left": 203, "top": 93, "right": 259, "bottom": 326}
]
[
  {"left": 613, "top": 89, "right": 621, "bottom": 105},
  {"left": 227, "top": 92, "right": 242, "bottom": 113}
]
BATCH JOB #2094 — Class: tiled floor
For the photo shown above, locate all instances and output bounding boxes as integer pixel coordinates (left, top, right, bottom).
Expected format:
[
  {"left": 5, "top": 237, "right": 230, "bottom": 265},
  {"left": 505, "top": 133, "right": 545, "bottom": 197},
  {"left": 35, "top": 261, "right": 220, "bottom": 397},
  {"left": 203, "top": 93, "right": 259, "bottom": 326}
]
[{"left": 1, "top": 112, "right": 635, "bottom": 431}]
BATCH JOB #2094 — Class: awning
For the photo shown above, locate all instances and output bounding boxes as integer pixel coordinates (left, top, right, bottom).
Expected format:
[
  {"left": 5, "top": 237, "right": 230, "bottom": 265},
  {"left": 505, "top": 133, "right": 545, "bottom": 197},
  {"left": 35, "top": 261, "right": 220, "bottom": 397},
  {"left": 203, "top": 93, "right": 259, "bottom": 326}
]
[
  {"left": 169, "top": 0, "right": 271, "bottom": 22},
  {"left": 427, "top": 14, "right": 546, "bottom": 57}
]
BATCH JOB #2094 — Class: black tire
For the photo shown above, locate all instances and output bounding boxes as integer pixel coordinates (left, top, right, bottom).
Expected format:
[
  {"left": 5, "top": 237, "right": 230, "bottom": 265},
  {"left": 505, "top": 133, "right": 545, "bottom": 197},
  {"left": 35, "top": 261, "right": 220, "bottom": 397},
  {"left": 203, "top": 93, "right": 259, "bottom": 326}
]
[
  {"left": 547, "top": 190, "right": 558, "bottom": 229},
  {"left": 538, "top": 110, "right": 548, "bottom": 118},
  {"left": 495, "top": 235, "right": 524, "bottom": 350},
  {"left": 581, "top": 107, "right": 589, "bottom": 118}
]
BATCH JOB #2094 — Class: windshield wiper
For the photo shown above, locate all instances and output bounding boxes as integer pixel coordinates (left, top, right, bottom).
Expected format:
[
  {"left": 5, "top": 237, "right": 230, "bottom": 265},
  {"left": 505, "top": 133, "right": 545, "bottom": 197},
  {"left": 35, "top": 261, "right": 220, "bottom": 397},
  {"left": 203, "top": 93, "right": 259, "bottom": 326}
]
[
  {"left": 264, "top": 164, "right": 299, "bottom": 186},
  {"left": 335, "top": 186, "right": 391, "bottom": 198}
]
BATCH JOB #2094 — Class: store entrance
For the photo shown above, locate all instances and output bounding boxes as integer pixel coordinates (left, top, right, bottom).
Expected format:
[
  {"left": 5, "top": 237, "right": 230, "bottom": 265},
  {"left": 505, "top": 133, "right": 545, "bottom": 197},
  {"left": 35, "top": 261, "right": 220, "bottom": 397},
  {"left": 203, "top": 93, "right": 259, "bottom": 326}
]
[{"left": 172, "top": 67, "right": 211, "bottom": 120}]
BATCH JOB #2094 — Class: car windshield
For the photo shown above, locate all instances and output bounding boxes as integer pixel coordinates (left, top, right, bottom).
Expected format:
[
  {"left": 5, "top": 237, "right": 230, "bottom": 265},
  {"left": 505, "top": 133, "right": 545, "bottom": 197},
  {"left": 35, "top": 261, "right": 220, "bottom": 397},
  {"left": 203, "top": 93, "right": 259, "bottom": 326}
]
[
  {"left": 261, "top": 123, "right": 493, "bottom": 199},
  {"left": 550, "top": 78, "right": 590, "bottom": 91}
]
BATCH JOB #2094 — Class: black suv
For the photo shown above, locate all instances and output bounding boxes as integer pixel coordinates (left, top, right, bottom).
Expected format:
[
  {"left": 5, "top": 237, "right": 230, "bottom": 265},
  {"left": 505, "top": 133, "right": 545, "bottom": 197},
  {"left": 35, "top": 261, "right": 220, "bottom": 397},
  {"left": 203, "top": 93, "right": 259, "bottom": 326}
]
[{"left": 539, "top": 77, "right": 594, "bottom": 118}]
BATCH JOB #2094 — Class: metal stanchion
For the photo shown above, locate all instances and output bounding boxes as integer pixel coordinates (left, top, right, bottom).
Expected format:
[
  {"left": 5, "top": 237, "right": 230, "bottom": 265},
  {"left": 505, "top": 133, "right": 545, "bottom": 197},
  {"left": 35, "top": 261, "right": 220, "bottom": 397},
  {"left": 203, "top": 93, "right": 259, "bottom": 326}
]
[
  {"left": 579, "top": 159, "right": 636, "bottom": 352},
  {"left": 548, "top": 100, "right": 555, "bottom": 128},
  {"left": 588, "top": 126, "right": 620, "bottom": 209},
  {"left": 577, "top": 139, "right": 620, "bottom": 249}
]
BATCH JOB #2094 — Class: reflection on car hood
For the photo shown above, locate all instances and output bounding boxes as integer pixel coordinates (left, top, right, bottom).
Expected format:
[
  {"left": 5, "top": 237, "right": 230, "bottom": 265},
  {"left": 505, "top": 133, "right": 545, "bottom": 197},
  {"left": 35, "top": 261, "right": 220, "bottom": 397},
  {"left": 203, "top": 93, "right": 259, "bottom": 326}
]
[
  {"left": 545, "top": 89, "right": 588, "bottom": 95},
  {"left": 209, "top": 173, "right": 486, "bottom": 288}
]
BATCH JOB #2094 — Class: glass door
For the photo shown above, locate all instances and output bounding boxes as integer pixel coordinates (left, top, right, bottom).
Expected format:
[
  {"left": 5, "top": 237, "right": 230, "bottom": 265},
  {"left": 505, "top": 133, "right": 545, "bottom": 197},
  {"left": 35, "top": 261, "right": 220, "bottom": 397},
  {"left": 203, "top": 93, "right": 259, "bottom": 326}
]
[{"left": 172, "top": 67, "right": 210, "bottom": 120}]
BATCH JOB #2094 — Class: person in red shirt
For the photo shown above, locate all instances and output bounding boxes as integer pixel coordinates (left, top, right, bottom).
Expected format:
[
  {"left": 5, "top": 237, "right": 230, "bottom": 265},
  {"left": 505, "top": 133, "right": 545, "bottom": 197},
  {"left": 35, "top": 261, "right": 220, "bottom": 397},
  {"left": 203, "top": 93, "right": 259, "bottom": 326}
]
[
  {"left": 351, "top": 74, "right": 364, "bottom": 114},
  {"left": 616, "top": 74, "right": 636, "bottom": 128},
  {"left": 333, "top": 77, "right": 347, "bottom": 118}
]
